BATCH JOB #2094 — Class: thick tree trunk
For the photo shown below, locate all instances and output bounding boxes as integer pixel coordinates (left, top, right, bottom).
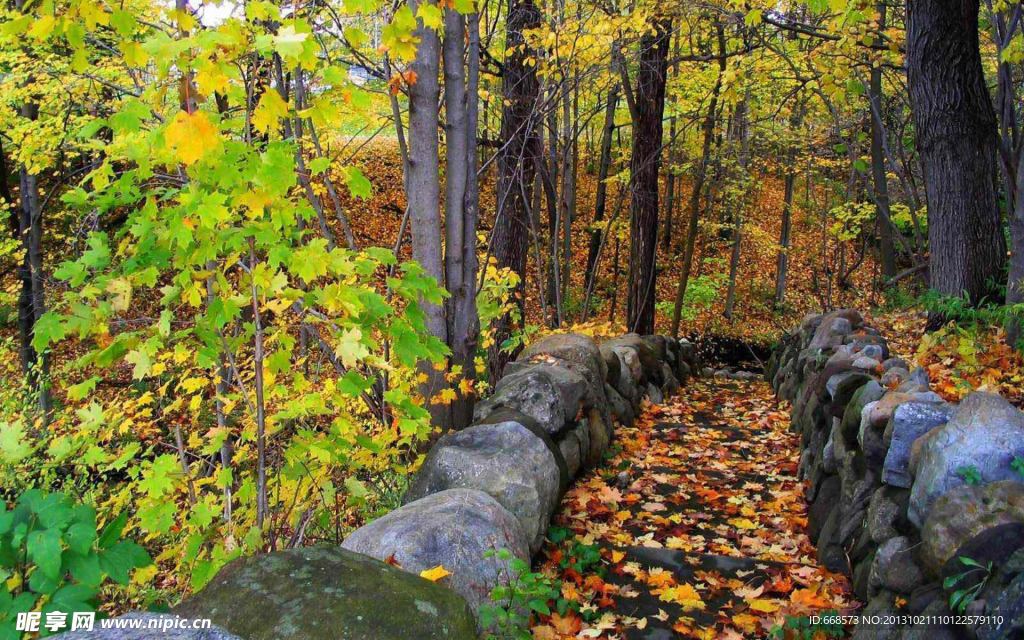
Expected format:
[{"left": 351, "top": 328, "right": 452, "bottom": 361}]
[
  {"left": 671, "top": 24, "right": 725, "bottom": 337},
  {"left": 906, "top": 0, "right": 1006, "bottom": 320},
  {"left": 489, "top": 0, "right": 541, "bottom": 380},
  {"left": 406, "top": 0, "right": 450, "bottom": 428},
  {"left": 626, "top": 18, "right": 671, "bottom": 335},
  {"left": 585, "top": 85, "right": 619, "bottom": 293}
]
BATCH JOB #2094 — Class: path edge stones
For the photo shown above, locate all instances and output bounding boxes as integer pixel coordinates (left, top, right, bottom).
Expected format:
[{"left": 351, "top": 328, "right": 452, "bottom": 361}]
[
  {"left": 768, "top": 310, "right": 1024, "bottom": 640},
  {"left": 99, "top": 332, "right": 696, "bottom": 640}
]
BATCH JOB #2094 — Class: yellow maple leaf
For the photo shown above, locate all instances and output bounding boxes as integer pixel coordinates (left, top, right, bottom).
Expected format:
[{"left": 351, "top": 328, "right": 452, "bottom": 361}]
[
  {"left": 659, "top": 584, "right": 705, "bottom": 611},
  {"left": 165, "top": 110, "right": 220, "bottom": 165},
  {"left": 430, "top": 388, "right": 458, "bottom": 405},
  {"left": 729, "top": 517, "right": 758, "bottom": 530},
  {"left": 748, "top": 598, "right": 781, "bottom": 613},
  {"left": 251, "top": 90, "right": 289, "bottom": 135},
  {"left": 419, "top": 565, "right": 451, "bottom": 582}
]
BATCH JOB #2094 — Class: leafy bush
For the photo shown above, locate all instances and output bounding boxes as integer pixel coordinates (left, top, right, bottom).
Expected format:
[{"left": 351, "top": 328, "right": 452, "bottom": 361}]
[
  {"left": 479, "top": 549, "right": 561, "bottom": 640},
  {"left": 0, "top": 491, "right": 150, "bottom": 639},
  {"left": 656, "top": 258, "right": 728, "bottom": 324},
  {"left": 944, "top": 556, "right": 992, "bottom": 614}
]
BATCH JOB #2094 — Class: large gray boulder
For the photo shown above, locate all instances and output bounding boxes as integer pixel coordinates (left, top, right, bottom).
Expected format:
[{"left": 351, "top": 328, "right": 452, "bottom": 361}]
[
  {"left": 603, "top": 334, "right": 661, "bottom": 383},
  {"left": 808, "top": 310, "right": 862, "bottom": 351},
  {"left": 868, "top": 536, "right": 924, "bottom": 596},
  {"left": 604, "top": 383, "right": 634, "bottom": 427},
  {"left": 979, "top": 572, "right": 1024, "bottom": 640},
  {"left": 908, "top": 392, "right": 1024, "bottom": 526},
  {"left": 173, "top": 547, "right": 476, "bottom": 640},
  {"left": 518, "top": 332, "right": 607, "bottom": 384},
  {"left": 919, "top": 481, "right": 1024, "bottom": 577},
  {"left": 473, "top": 364, "right": 589, "bottom": 437},
  {"left": 51, "top": 613, "right": 241, "bottom": 639},
  {"left": 840, "top": 381, "right": 885, "bottom": 443},
  {"left": 342, "top": 488, "right": 529, "bottom": 614},
  {"left": 404, "top": 421, "right": 560, "bottom": 553},
  {"left": 882, "top": 401, "right": 954, "bottom": 488}
]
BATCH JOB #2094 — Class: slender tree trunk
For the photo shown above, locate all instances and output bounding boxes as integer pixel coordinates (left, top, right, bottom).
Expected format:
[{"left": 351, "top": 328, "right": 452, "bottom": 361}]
[
  {"left": 442, "top": 9, "right": 474, "bottom": 429},
  {"left": 724, "top": 95, "right": 749, "bottom": 320},
  {"left": 671, "top": 24, "right": 725, "bottom": 337},
  {"left": 453, "top": 10, "right": 482, "bottom": 424},
  {"left": 773, "top": 104, "right": 804, "bottom": 307},
  {"left": 585, "top": 85, "right": 619, "bottom": 293},
  {"left": 406, "top": 0, "right": 451, "bottom": 427},
  {"left": 661, "top": 36, "right": 681, "bottom": 253},
  {"left": 489, "top": 0, "right": 540, "bottom": 380},
  {"left": 625, "top": 18, "right": 671, "bottom": 335},
  {"left": 906, "top": 0, "right": 1006, "bottom": 323},
  {"left": 17, "top": 100, "right": 50, "bottom": 416},
  {"left": 870, "top": 3, "right": 897, "bottom": 279},
  {"left": 1009, "top": 158, "right": 1024, "bottom": 345}
]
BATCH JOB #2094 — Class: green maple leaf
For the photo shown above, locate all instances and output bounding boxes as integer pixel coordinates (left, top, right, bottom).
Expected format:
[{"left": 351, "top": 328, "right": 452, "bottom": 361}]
[{"left": 340, "top": 166, "right": 372, "bottom": 199}]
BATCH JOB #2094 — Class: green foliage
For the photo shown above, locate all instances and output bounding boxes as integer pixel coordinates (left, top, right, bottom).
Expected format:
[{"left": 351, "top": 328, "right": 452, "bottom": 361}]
[
  {"left": 0, "top": 491, "right": 150, "bottom": 639},
  {"left": 479, "top": 549, "right": 561, "bottom": 640},
  {"left": 657, "top": 258, "right": 728, "bottom": 323},
  {"left": 768, "top": 610, "right": 845, "bottom": 639},
  {"left": 1012, "top": 456, "right": 1024, "bottom": 481},
  {"left": 558, "top": 540, "right": 604, "bottom": 576},
  {"left": 944, "top": 556, "right": 993, "bottom": 614},
  {"left": 955, "top": 466, "right": 982, "bottom": 485},
  {"left": 827, "top": 202, "right": 875, "bottom": 241}
]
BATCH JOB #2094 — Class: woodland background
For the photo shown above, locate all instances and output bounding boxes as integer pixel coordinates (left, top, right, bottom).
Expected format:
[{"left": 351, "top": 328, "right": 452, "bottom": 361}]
[{"left": 1, "top": 0, "right": 1024, "bottom": 629}]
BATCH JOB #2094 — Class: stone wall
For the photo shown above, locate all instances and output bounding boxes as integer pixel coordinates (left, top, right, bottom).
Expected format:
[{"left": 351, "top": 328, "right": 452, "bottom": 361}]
[
  {"left": 61, "top": 332, "right": 694, "bottom": 639},
  {"left": 767, "top": 310, "right": 1024, "bottom": 640}
]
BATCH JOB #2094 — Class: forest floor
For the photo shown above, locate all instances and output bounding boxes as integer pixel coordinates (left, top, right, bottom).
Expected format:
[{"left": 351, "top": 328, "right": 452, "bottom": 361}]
[{"left": 530, "top": 379, "right": 856, "bottom": 639}]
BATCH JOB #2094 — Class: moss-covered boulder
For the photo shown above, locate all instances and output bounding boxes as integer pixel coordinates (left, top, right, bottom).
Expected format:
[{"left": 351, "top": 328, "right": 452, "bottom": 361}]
[{"left": 173, "top": 547, "right": 476, "bottom": 640}]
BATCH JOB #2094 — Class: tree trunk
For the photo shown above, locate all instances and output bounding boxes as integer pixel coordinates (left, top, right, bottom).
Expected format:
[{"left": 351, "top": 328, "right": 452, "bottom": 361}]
[
  {"left": 724, "top": 95, "right": 749, "bottom": 320},
  {"left": 906, "top": 0, "right": 1006, "bottom": 320},
  {"left": 489, "top": 0, "right": 540, "bottom": 380},
  {"left": 773, "top": 104, "right": 804, "bottom": 307},
  {"left": 585, "top": 85, "right": 619, "bottom": 294},
  {"left": 443, "top": 8, "right": 480, "bottom": 429},
  {"left": 626, "top": 18, "right": 671, "bottom": 335},
  {"left": 407, "top": 0, "right": 450, "bottom": 427},
  {"left": 1009, "top": 157, "right": 1024, "bottom": 345},
  {"left": 670, "top": 24, "right": 725, "bottom": 337},
  {"left": 870, "top": 2, "right": 897, "bottom": 279},
  {"left": 17, "top": 100, "right": 50, "bottom": 416}
]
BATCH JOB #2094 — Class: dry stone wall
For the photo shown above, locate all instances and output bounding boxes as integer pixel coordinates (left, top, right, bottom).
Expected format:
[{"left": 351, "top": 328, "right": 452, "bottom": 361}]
[
  {"left": 58, "top": 332, "right": 695, "bottom": 639},
  {"left": 767, "top": 310, "right": 1024, "bottom": 640}
]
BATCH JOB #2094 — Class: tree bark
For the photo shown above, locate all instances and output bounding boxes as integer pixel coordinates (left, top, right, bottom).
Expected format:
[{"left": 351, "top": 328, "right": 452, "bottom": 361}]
[
  {"left": 406, "top": 0, "right": 450, "bottom": 427},
  {"left": 1009, "top": 157, "right": 1024, "bottom": 345},
  {"left": 724, "top": 95, "right": 749, "bottom": 320},
  {"left": 626, "top": 18, "right": 671, "bottom": 335},
  {"left": 870, "top": 3, "right": 897, "bottom": 279},
  {"left": 489, "top": 0, "right": 541, "bottom": 380},
  {"left": 773, "top": 104, "right": 803, "bottom": 307},
  {"left": 906, "top": 0, "right": 1006, "bottom": 320},
  {"left": 585, "top": 85, "right": 618, "bottom": 294}
]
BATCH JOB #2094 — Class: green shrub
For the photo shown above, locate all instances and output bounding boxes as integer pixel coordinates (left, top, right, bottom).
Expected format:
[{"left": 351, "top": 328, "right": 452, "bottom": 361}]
[{"left": 0, "top": 490, "right": 151, "bottom": 639}]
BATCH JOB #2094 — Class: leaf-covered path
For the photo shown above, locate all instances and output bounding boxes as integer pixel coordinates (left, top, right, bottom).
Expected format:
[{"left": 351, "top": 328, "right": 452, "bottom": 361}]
[{"left": 532, "top": 379, "right": 856, "bottom": 639}]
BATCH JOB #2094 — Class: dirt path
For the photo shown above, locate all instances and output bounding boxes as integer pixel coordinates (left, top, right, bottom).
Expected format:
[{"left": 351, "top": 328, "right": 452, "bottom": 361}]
[{"left": 531, "top": 379, "right": 856, "bottom": 639}]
